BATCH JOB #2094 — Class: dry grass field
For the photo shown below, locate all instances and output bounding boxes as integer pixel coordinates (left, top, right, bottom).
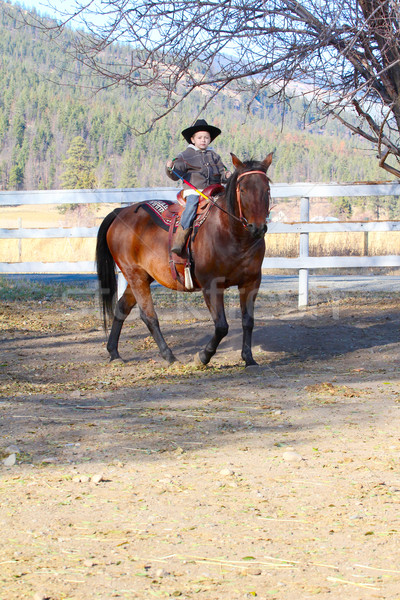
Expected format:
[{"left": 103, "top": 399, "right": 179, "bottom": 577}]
[
  {"left": 0, "top": 204, "right": 113, "bottom": 263},
  {"left": 1, "top": 203, "right": 399, "bottom": 264},
  {"left": 264, "top": 231, "right": 400, "bottom": 258}
]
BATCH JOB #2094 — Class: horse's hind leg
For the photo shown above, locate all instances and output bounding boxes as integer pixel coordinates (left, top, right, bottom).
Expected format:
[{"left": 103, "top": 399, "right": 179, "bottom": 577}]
[
  {"left": 126, "top": 267, "right": 177, "bottom": 365},
  {"left": 107, "top": 286, "right": 137, "bottom": 361}
]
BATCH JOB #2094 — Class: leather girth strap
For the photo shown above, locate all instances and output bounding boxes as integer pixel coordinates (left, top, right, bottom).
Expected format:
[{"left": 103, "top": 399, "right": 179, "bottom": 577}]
[{"left": 168, "top": 214, "right": 192, "bottom": 288}]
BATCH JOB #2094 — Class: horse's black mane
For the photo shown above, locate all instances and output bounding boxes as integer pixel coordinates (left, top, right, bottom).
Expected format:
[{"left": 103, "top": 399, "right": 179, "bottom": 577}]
[{"left": 224, "top": 159, "right": 268, "bottom": 215}]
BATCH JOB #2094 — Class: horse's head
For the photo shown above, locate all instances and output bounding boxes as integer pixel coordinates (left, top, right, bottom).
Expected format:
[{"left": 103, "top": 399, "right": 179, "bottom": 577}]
[{"left": 227, "top": 153, "right": 273, "bottom": 239}]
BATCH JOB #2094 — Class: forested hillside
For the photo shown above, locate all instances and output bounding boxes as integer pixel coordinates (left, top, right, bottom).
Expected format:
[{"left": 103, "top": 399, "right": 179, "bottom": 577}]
[{"left": 0, "top": 0, "right": 395, "bottom": 209}]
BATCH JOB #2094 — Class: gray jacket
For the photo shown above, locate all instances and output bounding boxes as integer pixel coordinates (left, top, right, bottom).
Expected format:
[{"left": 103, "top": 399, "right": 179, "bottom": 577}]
[{"left": 166, "top": 145, "right": 228, "bottom": 190}]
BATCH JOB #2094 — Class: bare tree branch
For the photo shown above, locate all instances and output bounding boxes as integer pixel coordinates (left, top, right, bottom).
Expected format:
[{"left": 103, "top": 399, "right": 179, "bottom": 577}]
[
  {"left": 379, "top": 150, "right": 400, "bottom": 178},
  {"left": 20, "top": 0, "right": 400, "bottom": 175}
]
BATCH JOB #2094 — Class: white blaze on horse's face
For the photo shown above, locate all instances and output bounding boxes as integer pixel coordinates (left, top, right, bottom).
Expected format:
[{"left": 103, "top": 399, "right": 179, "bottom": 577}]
[{"left": 191, "top": 131, "right": 211, "bottom": 150}]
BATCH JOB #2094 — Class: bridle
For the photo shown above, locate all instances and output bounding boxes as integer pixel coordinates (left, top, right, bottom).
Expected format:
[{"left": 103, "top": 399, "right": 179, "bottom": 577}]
[
  {"left": 235, "top": 170, "right": 271, "bottom": 228},
  {"left": 206, "top": 170, "right": 270, "bottom": 228}
]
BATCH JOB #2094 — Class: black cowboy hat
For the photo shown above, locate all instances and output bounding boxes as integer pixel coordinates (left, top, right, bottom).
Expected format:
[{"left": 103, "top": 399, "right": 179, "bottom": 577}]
[{"left": 181, "top": 119, "right": 221, "bottom": 143}]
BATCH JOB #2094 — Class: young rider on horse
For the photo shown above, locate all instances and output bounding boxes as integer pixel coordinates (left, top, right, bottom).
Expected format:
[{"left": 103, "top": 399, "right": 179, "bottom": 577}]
[{"left": 166, "top": 119, "right": 231, "bottom": 256}]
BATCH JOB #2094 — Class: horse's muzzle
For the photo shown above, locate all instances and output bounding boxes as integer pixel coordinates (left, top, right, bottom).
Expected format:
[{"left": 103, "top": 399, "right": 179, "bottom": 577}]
[{"left": 248, "top": 223, "right": 268, "bottom": 238}]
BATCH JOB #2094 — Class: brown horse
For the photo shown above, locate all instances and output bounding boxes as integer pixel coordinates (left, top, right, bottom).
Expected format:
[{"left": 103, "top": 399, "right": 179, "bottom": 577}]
[{"left": 96, "top": 152, "right": 273, "bottom": 367}]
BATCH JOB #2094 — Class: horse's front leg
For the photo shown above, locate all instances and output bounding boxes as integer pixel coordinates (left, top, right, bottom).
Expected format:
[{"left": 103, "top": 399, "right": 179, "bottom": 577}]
[
  {"left": 196, "top": 284, "right": 228, "bottom": 366},
  {"left": 239, "top": 282, "right": 260, "bottom": 367}
]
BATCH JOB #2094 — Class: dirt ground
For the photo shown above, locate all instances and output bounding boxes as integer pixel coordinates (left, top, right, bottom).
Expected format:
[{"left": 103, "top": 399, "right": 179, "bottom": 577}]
[{"left": 1, "top": 285, "right": 400, "bottom": 600}]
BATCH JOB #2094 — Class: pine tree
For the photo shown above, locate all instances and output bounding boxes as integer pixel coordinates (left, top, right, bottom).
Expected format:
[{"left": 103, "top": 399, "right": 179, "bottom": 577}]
[
  {"left": 118, "top": 150, "right": 138, "bottom": 188},
  {"left": 99, "top": 163, "right": 114, "bottom": 188},
  {"left": 8, "top": 164, "right": 24, "bottom": 190},
  {"left": 12, "top": 110, "right": 26, "bottom": 147},
  {"left": 335, "top": 197, "right": 353, "bottom": 219},
  {"left": 61, "top": 136, "right": 97, "bottom": 189}
]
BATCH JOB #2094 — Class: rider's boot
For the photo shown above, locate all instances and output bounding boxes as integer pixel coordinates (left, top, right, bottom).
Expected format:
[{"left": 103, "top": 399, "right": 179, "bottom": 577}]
[{"left": 171, "top": 224, "right": 191, "bottom": 257}]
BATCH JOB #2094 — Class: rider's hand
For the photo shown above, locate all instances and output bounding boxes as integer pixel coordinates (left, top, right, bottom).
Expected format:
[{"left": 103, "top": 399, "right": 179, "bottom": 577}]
[
  {"left": 225, "top": 170, "right": 232, "bottom": 179},
  {"left": 166, "top": 159, "right": 174, "bottom": 170}
]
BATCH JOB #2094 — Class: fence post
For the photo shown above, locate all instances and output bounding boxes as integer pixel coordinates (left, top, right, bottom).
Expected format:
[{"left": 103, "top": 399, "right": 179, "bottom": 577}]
[
  {"left": 18, "top": 218, "right": 22, "bottom": 262},
  {"left": 298, "top": 196, "right": 310, "bottom": 308},
  {"left": 363, "top": 231, "right": 369, "bottom": 256}
]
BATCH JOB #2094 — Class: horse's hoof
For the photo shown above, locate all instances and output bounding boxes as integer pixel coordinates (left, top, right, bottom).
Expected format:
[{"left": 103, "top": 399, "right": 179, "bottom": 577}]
[
  {"left": 194, "top": 352, "right": 207, "bottom": 367},
  {"left": 109, "top": 356, "right": 124, "bottom": 366},
  {"left": 168, "top": 360, "right": 182, "bottom": 371},
  {"left": 166, "top": 356, "right": 180, "bottom": 368},
  {"left": 165, "top": 353, "right": 178, "bottom": 365},
  {"left": 245, "top": 363, "right": 260, "bottom": 372}
]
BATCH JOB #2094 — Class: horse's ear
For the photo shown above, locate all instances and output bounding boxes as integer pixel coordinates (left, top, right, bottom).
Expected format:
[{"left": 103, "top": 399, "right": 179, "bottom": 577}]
[
  {"left": 230, "top": 152, "right": 244, "bottom": 169},
  {"left": 263, "top": 153, "right": 273, "bottom": 170}
]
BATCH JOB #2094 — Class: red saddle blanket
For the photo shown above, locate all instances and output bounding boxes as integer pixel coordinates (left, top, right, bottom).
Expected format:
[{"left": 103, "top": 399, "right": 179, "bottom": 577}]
[
  {"left": 135, "top": 199, "right": 179, "bottom": 231},
  {"left": 134, "top": 184, "right": 223, "bottom": 232}
]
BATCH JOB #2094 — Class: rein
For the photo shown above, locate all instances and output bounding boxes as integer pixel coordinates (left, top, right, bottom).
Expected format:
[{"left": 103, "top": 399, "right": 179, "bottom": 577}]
[{"left": 211, "top": 169, "right": 270, "bottom": 228}]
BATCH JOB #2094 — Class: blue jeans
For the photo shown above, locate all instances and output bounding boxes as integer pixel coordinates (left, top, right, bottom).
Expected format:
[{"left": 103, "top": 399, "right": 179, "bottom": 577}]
[{"left": 180, "top": 194, "right": 199, "bottom": 229}]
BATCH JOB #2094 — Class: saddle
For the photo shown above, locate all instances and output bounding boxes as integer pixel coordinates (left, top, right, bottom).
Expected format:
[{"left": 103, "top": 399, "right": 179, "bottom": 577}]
[
  {"left": 167, "top": 184, "right": 224, "bottom": 290},
  {"left": 134, "top": 184, "right": 224, "bottom": 232},
  {"left": 162, "top": 184, "right": 224, "bottom": 220},
  {"left": 134, "top": 184, "right": 224, "bottom": 290}
]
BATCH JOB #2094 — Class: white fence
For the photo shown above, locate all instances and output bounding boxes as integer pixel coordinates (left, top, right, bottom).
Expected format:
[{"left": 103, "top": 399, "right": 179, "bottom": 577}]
[{"left": 1, "top": 183, "right": 400, "bottom": 307}]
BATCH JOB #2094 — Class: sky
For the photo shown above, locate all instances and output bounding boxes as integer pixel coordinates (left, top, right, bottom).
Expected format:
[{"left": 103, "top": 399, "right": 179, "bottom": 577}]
[
  {"left": 11, "top": 0, "right": 80, "bottom": 18},
  {"left": 10, "top": 0, "right": 110, "bottom": 31}
]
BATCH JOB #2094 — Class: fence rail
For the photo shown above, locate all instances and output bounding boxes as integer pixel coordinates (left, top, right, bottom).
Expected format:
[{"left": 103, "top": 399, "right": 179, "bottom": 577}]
[
  {"left": 1, "top": 183, "right": 400, "bottom": 307},
  {"left": 2, "top": 181, "right": 400, "bottom": 205}
]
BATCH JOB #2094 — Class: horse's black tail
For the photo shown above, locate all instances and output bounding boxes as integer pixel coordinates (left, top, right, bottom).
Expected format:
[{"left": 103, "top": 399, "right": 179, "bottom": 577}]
[{"left": 95, "top": 208, "right": 123, "bottom": 331}]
